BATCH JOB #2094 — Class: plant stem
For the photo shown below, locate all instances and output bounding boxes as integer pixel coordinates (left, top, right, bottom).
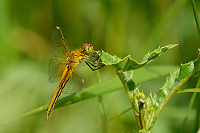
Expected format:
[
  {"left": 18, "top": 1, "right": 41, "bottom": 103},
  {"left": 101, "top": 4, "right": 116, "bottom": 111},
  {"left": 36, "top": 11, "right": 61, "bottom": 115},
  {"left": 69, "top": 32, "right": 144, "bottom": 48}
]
[
  {"left": 191, "top": 0, "right": 200, "bottom": 38},
  {"left": 117, "top": 71, "right": 145, "bottom": 131},
  {"left": 180, "top": 92, "right": 197, "bottom": 132},
  {"left": 108, "top": 107, "right": 132, "bottom": 123},
  {"left": 191, "top": 0, "right": 200, "bottom": 131},
  {"left": 97, "top": 70, "right": 108, "bottom": 133},
  {"left": 179, "top": 77, "right": 200, "bottom": 132},
  {"left": 195, "top": 77, "right": 200, "bottom": 132}
]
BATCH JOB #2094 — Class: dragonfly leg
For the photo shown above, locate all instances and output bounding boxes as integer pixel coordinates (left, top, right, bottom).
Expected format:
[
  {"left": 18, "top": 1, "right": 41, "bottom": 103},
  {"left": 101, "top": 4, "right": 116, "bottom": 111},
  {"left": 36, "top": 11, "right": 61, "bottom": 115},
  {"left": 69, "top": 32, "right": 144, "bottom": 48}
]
[
  {"left": 85, "top": 60, "right": 105, "bottom": 71},
  {"left": 90, "top": 51, "right": 102, "bottom": 62},
  {"left": 87, "top": 51, "right": 102, "bottom": 65},
  {"left": 85, "top": 50, "right": 104, "bottom": 71}
]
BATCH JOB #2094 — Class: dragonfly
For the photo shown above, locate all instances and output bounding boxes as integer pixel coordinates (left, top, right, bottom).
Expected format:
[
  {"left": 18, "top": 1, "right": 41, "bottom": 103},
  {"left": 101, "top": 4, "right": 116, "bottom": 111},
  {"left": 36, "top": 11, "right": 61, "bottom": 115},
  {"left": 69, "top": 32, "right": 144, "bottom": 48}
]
[{"left": 46, "top": 26, "right": 104, "bottom": 120}]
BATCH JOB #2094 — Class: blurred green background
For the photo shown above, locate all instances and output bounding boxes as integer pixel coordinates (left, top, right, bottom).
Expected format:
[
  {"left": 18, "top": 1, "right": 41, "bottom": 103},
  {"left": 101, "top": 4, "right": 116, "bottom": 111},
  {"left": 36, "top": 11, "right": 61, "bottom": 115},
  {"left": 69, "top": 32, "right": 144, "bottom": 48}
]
[{"left": 0, "top": 0, "right": 200, "bottom": 133}]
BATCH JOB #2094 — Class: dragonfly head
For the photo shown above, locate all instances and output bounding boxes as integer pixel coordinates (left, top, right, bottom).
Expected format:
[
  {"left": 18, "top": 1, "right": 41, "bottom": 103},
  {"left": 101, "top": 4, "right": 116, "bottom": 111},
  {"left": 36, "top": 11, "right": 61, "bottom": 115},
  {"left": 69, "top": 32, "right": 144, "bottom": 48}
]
[{"left": 82, "top": 43, "right": 93, "bottom": 55}]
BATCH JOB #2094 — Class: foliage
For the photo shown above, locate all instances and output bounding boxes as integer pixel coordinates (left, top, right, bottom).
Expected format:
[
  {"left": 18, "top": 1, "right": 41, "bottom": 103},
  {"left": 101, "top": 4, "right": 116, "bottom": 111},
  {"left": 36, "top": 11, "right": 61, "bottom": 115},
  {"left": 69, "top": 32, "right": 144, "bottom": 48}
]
[
  {"left": 1, "top": 0, "right": 200, "bottom": 133},
  {"left": 100, "top": 45, "right": 200, "bottom": 132}
]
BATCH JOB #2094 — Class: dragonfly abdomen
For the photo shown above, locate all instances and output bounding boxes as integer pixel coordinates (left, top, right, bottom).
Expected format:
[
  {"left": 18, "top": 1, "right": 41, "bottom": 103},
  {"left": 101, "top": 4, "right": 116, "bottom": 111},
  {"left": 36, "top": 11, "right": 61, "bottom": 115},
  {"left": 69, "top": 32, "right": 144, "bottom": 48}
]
[{"left": 46, "top": 67, "right": 73, "bottom": 120}]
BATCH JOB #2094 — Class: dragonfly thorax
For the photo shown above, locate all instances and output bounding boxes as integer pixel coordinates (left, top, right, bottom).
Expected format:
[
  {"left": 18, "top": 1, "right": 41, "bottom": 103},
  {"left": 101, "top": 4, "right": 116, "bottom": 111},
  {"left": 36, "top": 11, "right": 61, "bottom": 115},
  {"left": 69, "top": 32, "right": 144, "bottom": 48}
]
[{"left": 69, "top": 50, "right": 86, "bottom": 68}]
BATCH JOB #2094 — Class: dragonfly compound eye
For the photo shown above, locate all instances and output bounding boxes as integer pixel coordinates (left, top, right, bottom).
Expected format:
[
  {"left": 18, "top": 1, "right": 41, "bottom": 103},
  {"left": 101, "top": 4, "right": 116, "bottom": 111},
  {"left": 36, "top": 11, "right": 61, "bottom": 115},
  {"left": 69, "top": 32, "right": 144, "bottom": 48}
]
[{"left": 83, "top": 43, "right": 93, "bottom": 54}]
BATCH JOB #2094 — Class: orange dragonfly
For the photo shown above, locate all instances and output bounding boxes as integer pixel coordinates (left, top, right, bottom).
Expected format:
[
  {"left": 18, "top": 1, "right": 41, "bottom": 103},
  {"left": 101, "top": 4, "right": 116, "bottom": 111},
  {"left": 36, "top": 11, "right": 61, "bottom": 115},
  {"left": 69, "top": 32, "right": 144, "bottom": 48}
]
[{"left": 46, "top": 26, "right": 104, "bottom": 120}]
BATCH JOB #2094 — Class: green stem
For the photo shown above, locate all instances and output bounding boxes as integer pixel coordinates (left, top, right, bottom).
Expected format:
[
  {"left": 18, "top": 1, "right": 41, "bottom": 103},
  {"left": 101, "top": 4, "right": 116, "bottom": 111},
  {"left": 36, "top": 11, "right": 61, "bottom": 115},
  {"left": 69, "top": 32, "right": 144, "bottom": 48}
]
[
  {"left": 108, "top": 107, "right": 132, "bottom": 123},
  {"left": 176, "top": 88, "right": 200, "bottom": 93},
  {"left": 195, "top": 77, "right": 200, "bottom": 132},
  {"left": 191, "top": 0, "right": 200, "bottom": 38},
  {"left": 180, "top": 92, "right": 197, "bottom": 132},
  {"left": 97, "top": 70, "right": 108, "bottom": 133},
  {"left": 117, "top": 71, "right": 145, "bottom": 131},
  {"left": 191, "top": 0, "right": 200, "bottom": 131}
]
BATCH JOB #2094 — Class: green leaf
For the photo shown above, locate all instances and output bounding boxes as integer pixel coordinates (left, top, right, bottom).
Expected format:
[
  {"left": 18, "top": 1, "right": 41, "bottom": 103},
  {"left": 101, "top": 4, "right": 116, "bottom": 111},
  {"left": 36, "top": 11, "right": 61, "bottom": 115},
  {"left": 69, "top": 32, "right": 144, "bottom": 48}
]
[
  {"left": 101, "top": 44, "right": 178, "bottom": 71},
  {"left": 114, "top": 49, "right": 200, "bottom": 131},
  {"left": 0, "top": 65, "right": 178, "bottom": 125},
  {"left": 156, "top": 57, "right": 200, "bottom": 105},
  {"left": 152, "top": 55, "right": 200, "bottom": 126}
]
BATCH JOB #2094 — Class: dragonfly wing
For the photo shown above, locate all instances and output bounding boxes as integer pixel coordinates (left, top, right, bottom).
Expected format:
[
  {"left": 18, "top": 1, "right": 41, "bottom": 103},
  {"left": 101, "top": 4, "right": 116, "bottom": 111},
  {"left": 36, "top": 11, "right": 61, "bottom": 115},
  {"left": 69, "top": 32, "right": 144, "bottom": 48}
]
[
  {"left": 49, "top": 57, "right": 68, "bottom": 83},
  {"left": 51, "top": 26, "right": 70, "bottom": 58},
  {"left": 63, "top": 72, "right": 85, "bottom": 94}
]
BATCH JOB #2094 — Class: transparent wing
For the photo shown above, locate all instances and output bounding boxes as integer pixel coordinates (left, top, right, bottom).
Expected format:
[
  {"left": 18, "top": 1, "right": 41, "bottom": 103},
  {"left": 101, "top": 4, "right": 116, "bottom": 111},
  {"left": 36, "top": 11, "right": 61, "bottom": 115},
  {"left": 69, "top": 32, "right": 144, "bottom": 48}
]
[
  {"left": 63, "top": 72, "right": 85, "bottom": 94},
  {"left": 51, "top": 26, "right": 70, "bottom": 58},
  {"left": 49, "top": 57, "right": 69, "bottom": 83}
]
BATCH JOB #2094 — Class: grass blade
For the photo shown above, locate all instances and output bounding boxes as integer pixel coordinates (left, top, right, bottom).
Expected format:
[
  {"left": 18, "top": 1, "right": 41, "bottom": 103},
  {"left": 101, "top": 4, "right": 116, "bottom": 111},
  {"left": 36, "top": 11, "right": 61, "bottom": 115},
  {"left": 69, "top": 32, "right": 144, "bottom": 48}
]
[
  {"left": 191, "top": 0, "right": 200, "bottom": 38},
  {"left": 0, "top": 65, "right": 178, "bottom": 125}
]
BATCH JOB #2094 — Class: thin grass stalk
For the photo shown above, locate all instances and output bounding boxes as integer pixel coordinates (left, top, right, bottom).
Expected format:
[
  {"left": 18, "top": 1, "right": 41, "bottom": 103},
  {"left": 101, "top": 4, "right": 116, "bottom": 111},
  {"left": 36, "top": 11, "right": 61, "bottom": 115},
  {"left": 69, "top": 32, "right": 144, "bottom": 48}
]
[
  {"left": 97, "top": 70, "right": 108, "bottom": 133},
  {"left": 191, "top": 0, "right": 200, "bottom": 38},
  {"left": 191, "top": 0, "right": 200, "bottom": 131}
]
